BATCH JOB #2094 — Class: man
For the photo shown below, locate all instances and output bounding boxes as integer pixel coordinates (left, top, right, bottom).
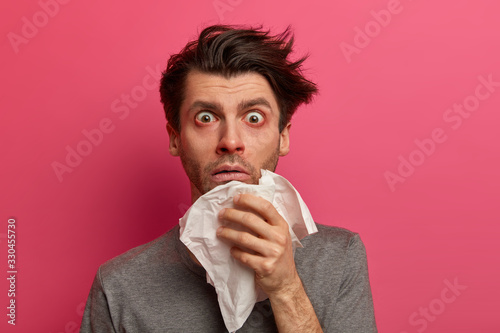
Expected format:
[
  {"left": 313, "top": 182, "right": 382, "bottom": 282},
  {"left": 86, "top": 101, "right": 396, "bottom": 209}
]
[{"left": 81, "top": 25, "right": 377, "bottom": 332}]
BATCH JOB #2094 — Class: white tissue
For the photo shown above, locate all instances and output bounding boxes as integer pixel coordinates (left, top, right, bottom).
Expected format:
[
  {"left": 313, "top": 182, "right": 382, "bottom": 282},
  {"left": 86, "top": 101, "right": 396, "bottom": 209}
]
[{"left": 179, "top": 170, "right": 317, "bottom": 332}]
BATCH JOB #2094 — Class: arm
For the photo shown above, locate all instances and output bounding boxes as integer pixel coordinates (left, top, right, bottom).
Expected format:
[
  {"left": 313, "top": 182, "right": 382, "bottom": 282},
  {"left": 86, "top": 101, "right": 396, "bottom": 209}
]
[
  {"left": 266, "top": 274, "right": 323, "bottom": 332},
  {"left": 80, "top": 268, "right": 116, "bottom": 333},
  {"left": 329, "top": 233, "right": 377, "bottom": 332},
  {"left": 217, "top": 193, "right": 323, "bottom": 332}
]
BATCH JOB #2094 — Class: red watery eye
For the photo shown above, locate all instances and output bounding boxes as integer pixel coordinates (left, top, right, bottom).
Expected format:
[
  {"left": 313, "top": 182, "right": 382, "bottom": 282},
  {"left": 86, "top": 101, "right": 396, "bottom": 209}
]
[
  {"left": 196, "top": 111, "right": 216, "bottom": 123},
  {"left": 245, "top": 111, "right": 264, "bottom": 124}
]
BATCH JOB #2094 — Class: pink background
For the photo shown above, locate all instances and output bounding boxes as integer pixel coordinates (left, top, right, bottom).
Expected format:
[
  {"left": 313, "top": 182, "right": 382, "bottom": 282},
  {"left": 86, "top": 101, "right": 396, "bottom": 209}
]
[{"left": 1, "top": 0, "right": 499, "bottom": 332}]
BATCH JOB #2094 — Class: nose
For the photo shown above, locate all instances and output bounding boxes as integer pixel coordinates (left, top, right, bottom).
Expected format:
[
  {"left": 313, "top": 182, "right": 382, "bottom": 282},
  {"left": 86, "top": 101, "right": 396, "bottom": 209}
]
[{"left": 216, "top": 120, "right": 245, "bottom": 155}]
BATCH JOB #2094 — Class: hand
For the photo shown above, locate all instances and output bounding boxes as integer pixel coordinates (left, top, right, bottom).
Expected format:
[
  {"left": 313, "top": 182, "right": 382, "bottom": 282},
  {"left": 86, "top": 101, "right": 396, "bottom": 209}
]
[
  {"left": 217, "top": 193, "right": 323, "bottom": 332},
  {"left": 216, "top": 193, "right": 301, "bottom": 297}
]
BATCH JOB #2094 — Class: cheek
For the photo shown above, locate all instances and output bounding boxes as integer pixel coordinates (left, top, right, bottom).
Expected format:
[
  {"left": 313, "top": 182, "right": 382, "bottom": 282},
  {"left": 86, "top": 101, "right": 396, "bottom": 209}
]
[
  {"left": 246, "top": 130, "right": 280, "bottom": 155},
  {"left": 180, "top": 130, "right": 215, "bottom": 155}
]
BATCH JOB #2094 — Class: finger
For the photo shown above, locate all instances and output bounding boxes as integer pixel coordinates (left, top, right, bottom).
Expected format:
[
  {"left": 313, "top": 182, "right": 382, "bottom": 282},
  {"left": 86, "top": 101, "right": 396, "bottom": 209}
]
[
  {"left": 216, "top": 225, "right": 275, "bottom": 257},
  {"left": 230, "top": 246, "right": 275, "bottom": 278},
  {"left": 233, "top": 193, "right": 286, "bottom": 227},
  {"left": 219, "top": 207, "right": 273, "bottom": 239}
]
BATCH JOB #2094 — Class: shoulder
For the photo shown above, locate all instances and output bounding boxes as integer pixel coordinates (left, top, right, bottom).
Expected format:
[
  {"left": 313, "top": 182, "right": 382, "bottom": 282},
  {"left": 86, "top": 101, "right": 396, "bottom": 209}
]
[
  {"left": 301, "top": 223, "right": 364, "bottom": 251},
  {"left": 295, "top": 223, "right": 369, "bottom": 275},
  {"left": 98, "top": 226, "right": 179, "bottom": 282},
  {"left": 295, "top": 223, "right": 373, "bottom": 312}
]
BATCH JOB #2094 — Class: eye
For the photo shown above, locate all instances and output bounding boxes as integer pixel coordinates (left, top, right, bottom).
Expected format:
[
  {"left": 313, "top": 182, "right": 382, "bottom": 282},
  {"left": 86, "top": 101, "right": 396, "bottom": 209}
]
[
  {"left": 195, "top": 111, "right": 216, "bottom": 124},
  {"left": 244, "top": 111, "right": 264, "bottom": 125}
]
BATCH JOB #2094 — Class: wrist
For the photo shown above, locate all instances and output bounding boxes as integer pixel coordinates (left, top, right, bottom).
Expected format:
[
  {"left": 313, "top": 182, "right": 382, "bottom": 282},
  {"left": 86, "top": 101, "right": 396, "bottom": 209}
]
[
  {"left": 267, "top": 273, "right": 303, "bottom": 304},
  {"left": 267, "top": 275, "right": 323, "bottom": 333}
]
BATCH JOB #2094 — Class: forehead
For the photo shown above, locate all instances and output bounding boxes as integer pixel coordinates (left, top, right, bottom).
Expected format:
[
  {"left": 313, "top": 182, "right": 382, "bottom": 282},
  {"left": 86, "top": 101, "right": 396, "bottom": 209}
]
[{"left": 182, "top": 71, "right": 279, "bottom": 111}]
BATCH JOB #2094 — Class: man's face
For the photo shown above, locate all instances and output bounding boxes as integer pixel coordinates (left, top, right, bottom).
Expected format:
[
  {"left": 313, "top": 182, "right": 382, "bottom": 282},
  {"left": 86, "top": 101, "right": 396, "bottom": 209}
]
[{"left": 167, "top": 71, "right": 291, "bottom": 203}]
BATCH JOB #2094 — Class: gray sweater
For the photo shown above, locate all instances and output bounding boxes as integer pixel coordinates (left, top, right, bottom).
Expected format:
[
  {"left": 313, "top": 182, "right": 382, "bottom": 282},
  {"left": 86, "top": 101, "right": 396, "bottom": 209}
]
[{"left": 80, "top": 223, "right": 377, "bottom": 332}]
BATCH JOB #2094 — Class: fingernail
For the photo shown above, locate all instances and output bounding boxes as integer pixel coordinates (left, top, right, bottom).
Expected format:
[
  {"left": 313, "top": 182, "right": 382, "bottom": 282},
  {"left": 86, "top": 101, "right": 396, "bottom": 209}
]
[
  {"left": 218, "top": 208, "right": 225, "bottom": 218},
  {"left": 216, "top": 226, "right": 223, "bottom": 235},
  {"left": 234, "top": 194, "right": 241, "bottom": 203}
]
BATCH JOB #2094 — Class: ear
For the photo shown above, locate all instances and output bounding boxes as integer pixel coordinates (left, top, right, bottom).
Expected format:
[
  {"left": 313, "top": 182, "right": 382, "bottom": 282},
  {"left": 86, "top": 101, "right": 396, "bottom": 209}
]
[
  {"left": 166, "top": 123, "right": 180, "bottom": 156},
  {"left": 279, "top": 122, "right": 291, "bottom": 156}
]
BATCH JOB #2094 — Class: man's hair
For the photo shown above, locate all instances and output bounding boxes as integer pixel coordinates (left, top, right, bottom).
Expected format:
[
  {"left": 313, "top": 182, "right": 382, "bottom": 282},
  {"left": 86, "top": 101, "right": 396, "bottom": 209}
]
[{"left": 159, "top": 24, "right": 318, "bottom": 132}]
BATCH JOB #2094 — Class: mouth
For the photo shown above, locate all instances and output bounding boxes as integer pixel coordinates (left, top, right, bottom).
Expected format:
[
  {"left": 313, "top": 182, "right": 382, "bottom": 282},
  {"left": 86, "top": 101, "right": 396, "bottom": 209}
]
[{"left": 211, "top": 165, "right": 251, "bottom": 183}]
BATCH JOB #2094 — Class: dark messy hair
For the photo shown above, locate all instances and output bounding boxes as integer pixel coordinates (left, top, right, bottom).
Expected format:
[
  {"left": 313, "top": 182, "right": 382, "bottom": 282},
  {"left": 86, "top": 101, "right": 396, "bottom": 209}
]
[{"left": 159, "top": 24, "right": 318, "bottom": 133}]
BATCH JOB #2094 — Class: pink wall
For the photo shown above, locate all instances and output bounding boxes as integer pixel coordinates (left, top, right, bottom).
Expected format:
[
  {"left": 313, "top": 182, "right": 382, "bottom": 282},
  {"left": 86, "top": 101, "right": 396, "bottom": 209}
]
[{"left": 1, "top": 0, "right": 499, "bottom": 332}]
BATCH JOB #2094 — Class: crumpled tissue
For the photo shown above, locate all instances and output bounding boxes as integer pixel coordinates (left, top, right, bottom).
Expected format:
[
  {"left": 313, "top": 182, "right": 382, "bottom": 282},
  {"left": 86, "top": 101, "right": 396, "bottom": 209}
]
[{"left": 179, "top": 169, "right": 317, "bottom": 332}]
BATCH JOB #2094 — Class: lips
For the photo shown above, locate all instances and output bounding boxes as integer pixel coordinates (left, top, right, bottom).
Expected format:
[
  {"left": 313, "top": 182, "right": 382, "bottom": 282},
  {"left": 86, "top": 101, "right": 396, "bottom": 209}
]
[{"left": 211, "top": 165, "right": 251, "bottom": 183}]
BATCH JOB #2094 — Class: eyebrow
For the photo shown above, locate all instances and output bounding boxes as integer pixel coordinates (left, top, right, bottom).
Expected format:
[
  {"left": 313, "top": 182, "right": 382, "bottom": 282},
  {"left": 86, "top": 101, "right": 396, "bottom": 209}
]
[
  {"left": 189, "top": 101, "right": 222, "bottom": 112},
  {"left": 188, "top": 97, "right": 273, "bottom": 112},
  {"left": 237, "top": 97, "right": 272, "bottom": 111}
]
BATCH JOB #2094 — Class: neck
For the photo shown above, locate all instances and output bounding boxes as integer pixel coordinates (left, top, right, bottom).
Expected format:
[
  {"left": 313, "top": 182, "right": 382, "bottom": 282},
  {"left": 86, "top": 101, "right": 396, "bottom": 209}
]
[
  {"left": 188, "top": 249, "right": 202, "bottom": 266},
  {"left": 190, "top": 182, "right": 202, "bottom": 204}
]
